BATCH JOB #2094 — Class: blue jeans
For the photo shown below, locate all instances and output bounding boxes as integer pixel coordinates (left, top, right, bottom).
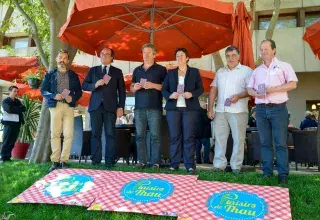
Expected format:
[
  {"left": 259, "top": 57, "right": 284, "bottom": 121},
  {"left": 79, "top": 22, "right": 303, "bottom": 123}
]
[
  {"left": 196, "top": 138, "right": 210, "bottom": 163},
  {"left": 255, "top": 103, "right": 289, "bottom": 177},
  {"left": 166, "top": 109, "right": 198, "bottom": 170},
  {"left": 135, "top": 109, "right": 161, "bottom": 165}
]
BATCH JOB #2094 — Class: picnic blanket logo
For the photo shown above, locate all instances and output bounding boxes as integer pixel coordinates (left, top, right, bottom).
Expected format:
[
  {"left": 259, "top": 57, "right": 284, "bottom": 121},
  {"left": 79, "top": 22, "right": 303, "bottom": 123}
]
[
  {"left": 120, "top": 178, "right": 174, "bottom": 203},
  {"left": 207, "top": 190, "right": 268, "bottom": 220},
  {"left": 44, "top": 174, "right": 94, "bottom": 198}
]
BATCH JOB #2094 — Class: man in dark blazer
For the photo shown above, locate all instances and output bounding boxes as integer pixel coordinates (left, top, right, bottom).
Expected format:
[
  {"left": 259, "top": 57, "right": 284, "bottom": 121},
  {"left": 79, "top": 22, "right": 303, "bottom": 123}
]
[
  {"left": 82, "top": 47, "right": 126, "bottom": 168},
  {"left": 0, "top": 86, "right": 26, "bottom": 163}
]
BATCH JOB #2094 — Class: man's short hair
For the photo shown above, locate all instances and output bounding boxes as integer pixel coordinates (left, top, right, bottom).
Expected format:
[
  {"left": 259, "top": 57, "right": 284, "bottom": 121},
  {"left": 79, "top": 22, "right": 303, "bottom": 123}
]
[
  {"left": 142, "top": 43, "right": 157, "bottom": 54},
  {"left": 57, "top": 49, "right": 70, "bottom": 59},
  {"left": 101, "top": 47, "right": 115, "bottom": 62},
  {"left": 225, "top": 45, "right": 240, "bottom": 55},
  {"left": 8, "top": 86, "right": 18, "bottom": 92},
  {"left": 261, "top": 39, "right": 276, "bottom": 50}
]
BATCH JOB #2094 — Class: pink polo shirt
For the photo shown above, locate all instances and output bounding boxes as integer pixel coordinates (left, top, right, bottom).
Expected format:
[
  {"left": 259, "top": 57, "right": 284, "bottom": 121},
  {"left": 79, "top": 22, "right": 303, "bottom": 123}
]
[{"left": 247, "top": 57, "right": 298, "bottom": 104}]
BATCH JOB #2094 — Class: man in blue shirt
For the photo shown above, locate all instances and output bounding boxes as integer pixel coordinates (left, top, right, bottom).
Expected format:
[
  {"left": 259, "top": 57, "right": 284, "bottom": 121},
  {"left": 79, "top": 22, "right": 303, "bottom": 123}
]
[{"left": 131, "top": 43, "right": 167, "bottom": 169}]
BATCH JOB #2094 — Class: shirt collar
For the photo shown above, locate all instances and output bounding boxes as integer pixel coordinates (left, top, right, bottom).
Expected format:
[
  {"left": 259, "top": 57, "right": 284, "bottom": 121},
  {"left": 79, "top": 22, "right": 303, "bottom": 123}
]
[
  {"left": 225, "top": 63, "right": 242, "bottom": 71},
  {"left": 140, "top": 62, "right": 157, "bottom": 70},
  {"left": 262, "top": 57, "right": 279, "bottom": 69},
  {"left": 102, "top": 64, "right": 111, "bottom": 69}
]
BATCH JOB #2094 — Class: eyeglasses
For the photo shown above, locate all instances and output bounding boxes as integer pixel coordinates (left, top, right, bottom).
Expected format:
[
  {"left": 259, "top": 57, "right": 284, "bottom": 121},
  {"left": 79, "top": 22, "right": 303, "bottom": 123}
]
[{"left": 101, "top": 52, "right": 112, "bottom": 56}]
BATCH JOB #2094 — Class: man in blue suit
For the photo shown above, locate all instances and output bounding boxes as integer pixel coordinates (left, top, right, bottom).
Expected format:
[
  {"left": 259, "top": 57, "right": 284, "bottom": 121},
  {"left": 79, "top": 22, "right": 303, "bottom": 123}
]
[{"left": 82, "top": 47, "right": 126, "bottom": 168}]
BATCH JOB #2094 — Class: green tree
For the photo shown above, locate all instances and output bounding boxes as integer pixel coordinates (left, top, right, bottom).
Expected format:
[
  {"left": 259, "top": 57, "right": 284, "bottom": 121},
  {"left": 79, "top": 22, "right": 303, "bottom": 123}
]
[{"left": 0, "top": 1, "right": 14, "bottom": 47}]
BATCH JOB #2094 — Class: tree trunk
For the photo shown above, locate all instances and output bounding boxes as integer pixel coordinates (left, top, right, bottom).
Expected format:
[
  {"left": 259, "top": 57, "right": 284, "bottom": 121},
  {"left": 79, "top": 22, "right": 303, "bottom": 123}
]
[
  {"left": 0, "top": 5, "right": 14, "bottom": 47},
  {"left": 212, "top": 52, "right": 225, "bottom": 72},
  {"left": 255, "top": 0, "right": 281, "bottom": 66},
  {"left": 317, "top": 109, "right": 320, "bottom": 171},
  {"left": 29, "top": 0, "right": 77, "bottom": 163}
]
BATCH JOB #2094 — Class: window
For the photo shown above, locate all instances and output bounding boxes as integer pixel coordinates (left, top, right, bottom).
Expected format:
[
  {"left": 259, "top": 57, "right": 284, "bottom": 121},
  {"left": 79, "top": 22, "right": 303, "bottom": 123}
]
[
  {"left": 10, "top": 37, "right": 29, "bottom": 48},
  {"left": 305, "top": 12, "right": 320, "bottom": 27},
  {"left": 259, "top": 14, "right": 297, "bottom": 30}
]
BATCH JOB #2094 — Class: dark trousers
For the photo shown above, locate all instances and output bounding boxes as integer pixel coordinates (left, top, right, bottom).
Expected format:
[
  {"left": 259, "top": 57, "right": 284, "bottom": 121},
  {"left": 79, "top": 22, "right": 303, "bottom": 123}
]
[
  {"left": 0, "top": 123, "right": 21, "bottom": 161},
  {"left": 196, "top": 138, "right": 211, "bottom": 163},
  {"left": 255, "top": 103, "right": 289, "bottom": 177},
  {"left": 166, "top": 109, "right": 198, "bottom": 170},
  {"left": 90, "top": 104, "right": 116, "bottom": 165}
]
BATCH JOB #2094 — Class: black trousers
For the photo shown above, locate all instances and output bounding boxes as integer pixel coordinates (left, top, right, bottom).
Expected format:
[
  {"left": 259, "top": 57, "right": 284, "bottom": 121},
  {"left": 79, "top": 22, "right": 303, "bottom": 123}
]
[
  {"left": 90, "top": 104, "right": 116, "bottom": 165},
  {"left": 0, "top": 123, "right": 21, "bottom": 161}
]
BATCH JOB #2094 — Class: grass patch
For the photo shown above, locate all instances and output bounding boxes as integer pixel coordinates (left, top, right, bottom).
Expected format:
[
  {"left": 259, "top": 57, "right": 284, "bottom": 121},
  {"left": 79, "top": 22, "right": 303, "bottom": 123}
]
[{"left": 1, "top": 160, "right": 319, "bottom": 219}]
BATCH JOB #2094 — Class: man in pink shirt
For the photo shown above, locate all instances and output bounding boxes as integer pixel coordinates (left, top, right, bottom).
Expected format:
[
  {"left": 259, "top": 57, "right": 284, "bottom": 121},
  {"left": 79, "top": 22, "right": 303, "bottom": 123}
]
[{"left": 247, "top": 39, "right": 298, "bottom": 184}]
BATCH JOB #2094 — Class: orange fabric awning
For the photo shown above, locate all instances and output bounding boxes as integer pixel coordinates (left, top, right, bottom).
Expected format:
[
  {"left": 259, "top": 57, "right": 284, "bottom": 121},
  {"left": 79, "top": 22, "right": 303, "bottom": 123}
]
[
  {"left": 303, "top": 20, "right": 320, "bottom": 59},
  {"left": 59, "top": 0, "right": 234, "bottom": 61},
  {"left": 232, "top": 1, "right": 255, "bottom": 69},
  {"left": 0, "top": 56, "right": 38, "bottom": 82}
]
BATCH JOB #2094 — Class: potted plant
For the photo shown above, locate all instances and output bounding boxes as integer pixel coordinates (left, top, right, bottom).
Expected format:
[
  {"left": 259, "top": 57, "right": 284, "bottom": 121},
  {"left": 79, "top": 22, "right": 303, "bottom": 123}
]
[
  {"left": 23, "top": 71, "right": 43, "bottom": 89},
  {"left": 12, "top": 95, "right": 41, "bottom": 159}
]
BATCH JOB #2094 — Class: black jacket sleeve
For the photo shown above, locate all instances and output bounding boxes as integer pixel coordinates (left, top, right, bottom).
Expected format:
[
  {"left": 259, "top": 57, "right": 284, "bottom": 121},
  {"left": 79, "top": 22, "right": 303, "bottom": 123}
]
[
  {"left": 82, "top": 68, "right": 96, "bottom": 91},
  {"left": 191, "top": 69, "right": 204, "bottom": 99},
  {"left": 70, "top": 72, "right": 83, "bottom": 105},
  {"left": 118, "top": 70, "right": 126, "bottom": 109},
  {"left": 2, "top": 98, "right": 26, "bottom": 114},
  {"left": 161, "top": 72, "right": 171, "bottom": 100}
]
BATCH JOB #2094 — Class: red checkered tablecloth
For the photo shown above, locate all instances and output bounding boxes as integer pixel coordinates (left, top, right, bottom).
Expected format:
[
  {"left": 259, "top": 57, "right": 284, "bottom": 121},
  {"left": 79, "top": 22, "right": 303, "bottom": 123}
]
[
  {"left": 8, "top": 169, "right": 118, "bottom": 207},
  {"left": 178, "top": 180, "right": 292, "bottom": 220},
  {"left": 88, "top": 171, "right": 198, "bottom": 216}
]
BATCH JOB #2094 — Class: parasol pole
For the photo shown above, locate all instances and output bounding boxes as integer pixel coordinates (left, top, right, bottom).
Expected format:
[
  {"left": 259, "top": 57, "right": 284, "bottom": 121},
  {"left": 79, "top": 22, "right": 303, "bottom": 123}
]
[{"left": 149, "top": 1, "right": 155, "bottom": 44}]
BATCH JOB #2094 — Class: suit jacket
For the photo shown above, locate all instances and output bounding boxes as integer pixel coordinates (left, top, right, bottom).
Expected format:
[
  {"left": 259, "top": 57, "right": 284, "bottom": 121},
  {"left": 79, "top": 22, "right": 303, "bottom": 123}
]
[
  {"left": 1, "top": 97, "right": 26, "bottom": 125},
  {"left": 82, "top": 65, "right": 126, "bottom": 112},
  {"left": 162, "top": 66, "right": 204, "bottom": 111},
  {"left": 41, "top": 68, "right": 82, "bottom": 108}
]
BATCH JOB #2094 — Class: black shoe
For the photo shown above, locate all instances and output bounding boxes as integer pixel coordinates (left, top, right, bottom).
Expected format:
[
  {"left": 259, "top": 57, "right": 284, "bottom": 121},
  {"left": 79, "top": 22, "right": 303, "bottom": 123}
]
[
  {"left": 49, "top": 162, "right": 60, "bottom": 172},
  {"left": 135, "top": 163, "right": 146, "bottom": 169},
  {"left": 196, "top": 161, "right": 202, "bottom": 164},
  {"left": 106, "top": 163, "right": 114, "bottom": 169},
  {"left": 187, "top": 168, "right": 196, "bottom": 175},
  {"left": 278, "top": 176, "right": 288, "bottom": 185},
  {"left": 261, "top": 174, "right": 272, "bottom": 178},
  {"left": 61, "top": 162, "right": 68, "bottom": 169},
  {"left": 153, "top": 164, "right": 160, "bottom": 170},
  {"left": 92, "top": 161, "right": 101, "bottom": 166},
  {"left": 0, "top": 158, "right": 12, "bottom": 163},
  {"left": 168, "top": 167, "right": 178, "bottom": 171}
]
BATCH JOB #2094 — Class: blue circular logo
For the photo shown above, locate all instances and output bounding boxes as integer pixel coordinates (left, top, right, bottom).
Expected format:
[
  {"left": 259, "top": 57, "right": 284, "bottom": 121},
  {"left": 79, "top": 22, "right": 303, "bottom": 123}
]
[
  {"left": 44, "top": 174, "right": 94, "bottom": 197},
  {"left": 207, "top": 190, "right": 268, "bottom": 220},
  {"left": 120, "top": 178, "right": 174, "bottom": 203}
]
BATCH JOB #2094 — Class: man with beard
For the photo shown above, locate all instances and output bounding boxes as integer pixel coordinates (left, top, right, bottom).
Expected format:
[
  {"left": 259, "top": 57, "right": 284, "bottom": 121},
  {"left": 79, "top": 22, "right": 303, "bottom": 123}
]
[{"left": 41, "top": 49, "right": 82, "bottom": 172}]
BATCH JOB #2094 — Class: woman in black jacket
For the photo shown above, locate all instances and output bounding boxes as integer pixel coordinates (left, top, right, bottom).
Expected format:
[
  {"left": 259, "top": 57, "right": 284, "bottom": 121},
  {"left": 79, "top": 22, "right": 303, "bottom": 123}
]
[{"left": 162, "top": 48, "right": 204, "bottom": 174}]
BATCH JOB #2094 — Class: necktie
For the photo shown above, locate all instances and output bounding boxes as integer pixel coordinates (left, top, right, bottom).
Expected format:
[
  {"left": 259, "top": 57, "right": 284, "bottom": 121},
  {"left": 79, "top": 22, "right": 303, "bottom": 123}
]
[{"left": 103, "top": 65, "right": 107, "bottom": 75}]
